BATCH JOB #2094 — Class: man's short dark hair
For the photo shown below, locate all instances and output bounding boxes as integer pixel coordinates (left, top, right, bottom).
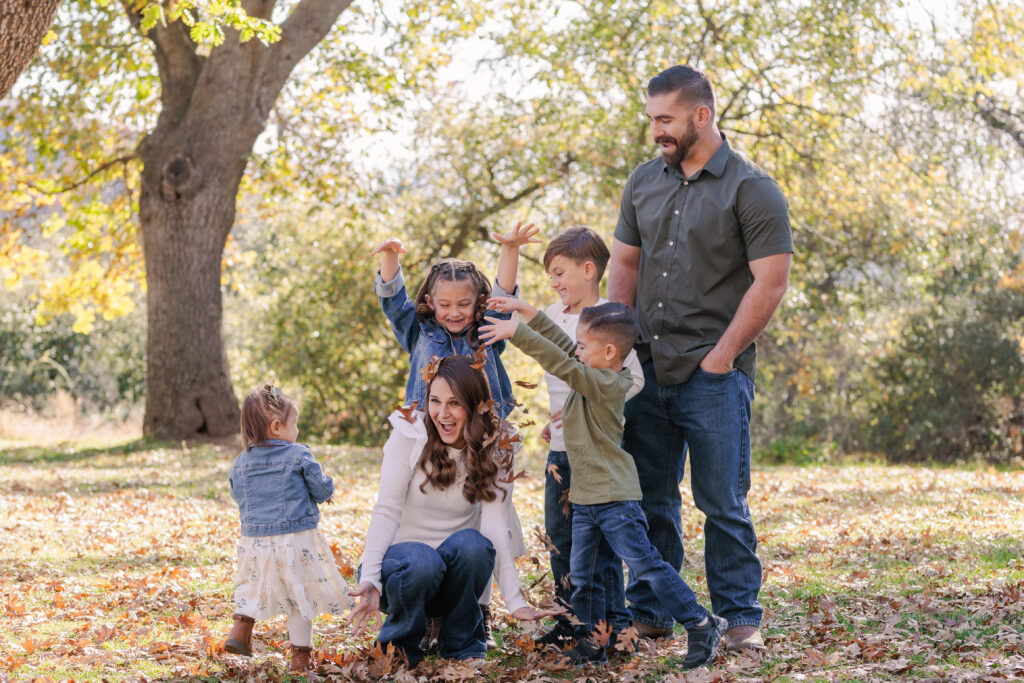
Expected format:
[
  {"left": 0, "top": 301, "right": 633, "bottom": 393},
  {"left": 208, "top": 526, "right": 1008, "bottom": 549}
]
[
  {"left": 543, "top": 226, "right": 611, "bottom": 281},
  {"left": 578, "top": 302, "right": 639, "bottom": 360},
  {"left": 647, "top": 65, "right": 716, "bottom": 117}
]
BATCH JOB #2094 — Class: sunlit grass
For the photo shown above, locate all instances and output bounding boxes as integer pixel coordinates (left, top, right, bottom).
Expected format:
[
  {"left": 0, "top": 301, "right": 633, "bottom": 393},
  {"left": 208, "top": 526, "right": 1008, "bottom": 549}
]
[{"left": 1, "top": 426, "right": 1023, "bottom": 681}]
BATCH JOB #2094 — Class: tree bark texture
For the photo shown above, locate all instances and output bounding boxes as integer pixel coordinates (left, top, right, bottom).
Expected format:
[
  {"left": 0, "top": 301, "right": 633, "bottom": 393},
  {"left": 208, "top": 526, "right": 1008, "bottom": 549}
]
[
  {"left": 0, "top": 0, "right": 62, "bottom": 99},
  {"left": 133, "top": 0, "right": 353, "bottom": 439}
]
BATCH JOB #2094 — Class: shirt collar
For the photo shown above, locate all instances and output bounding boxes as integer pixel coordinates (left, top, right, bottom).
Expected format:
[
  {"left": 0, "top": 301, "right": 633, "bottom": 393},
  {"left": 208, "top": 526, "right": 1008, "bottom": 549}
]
[{"left": 661, "top": 132, "right": 731, "bottom": 181}]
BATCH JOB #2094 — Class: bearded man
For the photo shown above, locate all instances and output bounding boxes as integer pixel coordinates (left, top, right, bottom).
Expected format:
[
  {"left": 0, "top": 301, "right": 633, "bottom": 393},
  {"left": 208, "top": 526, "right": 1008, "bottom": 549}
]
[{"left": 608, "top": 64, "right": 793, "bottom": 652}]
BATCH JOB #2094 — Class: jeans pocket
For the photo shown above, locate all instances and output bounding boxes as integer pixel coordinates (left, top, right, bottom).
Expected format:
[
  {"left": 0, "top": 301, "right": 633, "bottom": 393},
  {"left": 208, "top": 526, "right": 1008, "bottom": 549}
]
[
  {"left": 696, "top": 367, "right": 734, "bottom": 379},
  {"left": 622, "top": 501, "right": 648, "bottom": 528}
]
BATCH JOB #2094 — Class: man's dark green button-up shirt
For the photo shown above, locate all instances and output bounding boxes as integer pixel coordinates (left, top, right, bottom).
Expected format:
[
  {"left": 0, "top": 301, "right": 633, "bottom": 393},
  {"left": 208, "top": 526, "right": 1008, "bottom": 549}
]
[{"left": 614, "top": 135, "right": 793, "bottom": 386}]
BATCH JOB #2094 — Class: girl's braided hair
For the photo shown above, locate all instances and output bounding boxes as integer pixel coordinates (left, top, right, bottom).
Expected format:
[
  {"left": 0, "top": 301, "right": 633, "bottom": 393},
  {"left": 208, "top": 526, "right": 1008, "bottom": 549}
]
[{"left": 413, "top": 258, "right": 492, "bottom": 346}]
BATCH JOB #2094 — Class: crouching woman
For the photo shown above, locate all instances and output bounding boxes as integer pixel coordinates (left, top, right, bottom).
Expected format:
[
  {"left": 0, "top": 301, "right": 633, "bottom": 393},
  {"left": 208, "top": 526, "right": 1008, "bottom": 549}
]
[{"left": 348, "top": 355, "right": 555, "bottom": 666}]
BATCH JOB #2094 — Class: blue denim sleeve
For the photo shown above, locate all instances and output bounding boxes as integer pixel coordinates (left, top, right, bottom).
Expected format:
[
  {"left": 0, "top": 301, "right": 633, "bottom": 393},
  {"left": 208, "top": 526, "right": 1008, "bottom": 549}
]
[
  {"left": 228, "top": 461, "right": 240, "bottom": 505},
  {"left": 300, "top": 448, "right": 334, "bottom": 503},
  {"left": 376, "top": 267, "right": 420, "bottom": 354}
]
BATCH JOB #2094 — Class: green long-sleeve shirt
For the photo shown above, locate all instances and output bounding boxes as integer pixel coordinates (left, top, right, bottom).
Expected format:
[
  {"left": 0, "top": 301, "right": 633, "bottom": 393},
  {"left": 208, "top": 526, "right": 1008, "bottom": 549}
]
[{"left": 511, "top": 311, "right": 642, "bottom": 505}]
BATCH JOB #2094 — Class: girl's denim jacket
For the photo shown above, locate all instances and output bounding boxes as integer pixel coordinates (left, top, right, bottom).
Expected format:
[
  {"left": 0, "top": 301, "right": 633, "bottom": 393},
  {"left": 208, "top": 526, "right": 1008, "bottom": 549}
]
[
  {"left": 376, "top": 266, "right": 518, "bottom": 418},
  {"left": 229, "top": 439, "right": 334, "bottom": 537}
]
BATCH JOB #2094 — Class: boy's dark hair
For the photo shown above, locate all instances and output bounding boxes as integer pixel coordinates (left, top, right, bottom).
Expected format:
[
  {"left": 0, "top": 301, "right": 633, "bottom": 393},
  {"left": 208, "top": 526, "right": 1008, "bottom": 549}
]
[
  {"left": 241, "top": 384, "right": 296, "bottom": 450},
  {"left": 543, "top": 226, "right": 611, "bottom": 281},
  {"left": 413, "top": 258, "right": 492, "bottom": 345},
  {"left": 647, "top": 64, "right": 716, "bottom": 118},
  {"left": 578, "top": 302, "right": 639, "bottom": 360}
]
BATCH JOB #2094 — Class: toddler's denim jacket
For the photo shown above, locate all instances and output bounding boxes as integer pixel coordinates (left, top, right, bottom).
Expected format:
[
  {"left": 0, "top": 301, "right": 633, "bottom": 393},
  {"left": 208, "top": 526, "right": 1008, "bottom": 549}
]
[
  {"left": 229, "top": 439, "right": 333, "bottom": 536},
  {"left": 376, "top": 266, "right": 518, "bottom": 418}
]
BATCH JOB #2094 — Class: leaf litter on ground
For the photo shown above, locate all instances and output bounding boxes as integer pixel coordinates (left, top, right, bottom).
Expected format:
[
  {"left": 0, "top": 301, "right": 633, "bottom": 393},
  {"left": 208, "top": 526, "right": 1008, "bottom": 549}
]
[{"left": 0, "top": 438, "right": 1023, "bottom": 680}]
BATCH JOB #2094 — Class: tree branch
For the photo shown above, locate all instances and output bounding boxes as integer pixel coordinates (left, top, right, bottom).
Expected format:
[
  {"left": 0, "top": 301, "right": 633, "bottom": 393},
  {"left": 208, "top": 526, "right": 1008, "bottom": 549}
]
[
  {"left": 122, "top": 1, "right": 202, "bottom": 126},
  {"left": 443, "top": 152, "right": 575, "bottom": 258},
  {"left": 258, "top": 0, "right": 354, "bottom": 109},
  {"left": 26, "top": 154, "right": 138, "bottom": 195},
  {"left": 975, "top": 92, "right": 1024, "bottom": 152}
]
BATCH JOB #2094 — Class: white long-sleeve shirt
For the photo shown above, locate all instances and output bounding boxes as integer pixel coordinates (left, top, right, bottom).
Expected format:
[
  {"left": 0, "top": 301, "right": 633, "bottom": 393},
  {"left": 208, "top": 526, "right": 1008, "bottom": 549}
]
[
  {"left": 359, "top": 412, "right": 528, "bottom": 613},
  {"left": 543, "top": 299, "right": 645, "bottom": 452}
]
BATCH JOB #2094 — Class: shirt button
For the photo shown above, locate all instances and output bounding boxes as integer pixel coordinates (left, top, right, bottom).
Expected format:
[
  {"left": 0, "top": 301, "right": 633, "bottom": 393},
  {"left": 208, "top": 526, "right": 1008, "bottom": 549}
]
[
  {"left": 674, "top": 210, "right": 679, "bottom": 215},
  {"left": 669, "top": 241, "right": 674, "bottom": 246},
  {"left": 658, "top": 302, "right": 663, "bottom": 308},
  {"left": 653, "top": 335, "right": 659, "bottom": 340},
  {"left": 684, "top": 181, "right": 689, "bottom": 185},
  {"left": 662, "top": 272, "right": 667, "bottom": 277}
]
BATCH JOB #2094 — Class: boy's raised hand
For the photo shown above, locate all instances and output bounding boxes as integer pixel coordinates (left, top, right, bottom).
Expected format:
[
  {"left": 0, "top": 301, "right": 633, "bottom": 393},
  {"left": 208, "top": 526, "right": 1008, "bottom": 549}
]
[
  {"left": 487, "top": 295, "right": 537, "bottom": 319},
  {"left": 479, "top": 314, "right": 518, "bottom": 346},
  {"left": 492, "top": 221, "right": 541, "bottom": 250},
  {"left": 481, "top": 296, "right": 538, "bottom": 345}
]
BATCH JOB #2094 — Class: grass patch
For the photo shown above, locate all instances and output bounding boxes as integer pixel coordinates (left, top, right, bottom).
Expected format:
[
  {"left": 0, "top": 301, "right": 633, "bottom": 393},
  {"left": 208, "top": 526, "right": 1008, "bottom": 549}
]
[{"left": 2, "top": 440, "right": 1024, "bottom": 680}]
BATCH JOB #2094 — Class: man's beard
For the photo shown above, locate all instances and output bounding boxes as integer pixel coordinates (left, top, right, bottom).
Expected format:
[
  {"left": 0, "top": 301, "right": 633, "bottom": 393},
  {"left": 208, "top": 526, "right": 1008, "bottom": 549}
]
[{"left": 656, "top": 120, "right": 698, "bottom": 168}]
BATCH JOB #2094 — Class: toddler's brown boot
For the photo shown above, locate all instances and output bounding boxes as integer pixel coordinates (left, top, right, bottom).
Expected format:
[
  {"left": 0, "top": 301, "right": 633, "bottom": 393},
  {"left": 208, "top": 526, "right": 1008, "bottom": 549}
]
[
  {"left": 224, "top": 613, "right": 255, "bottom": 656},
  {"left": 289, "top": 644, "right": 313, "bottom": 672}
]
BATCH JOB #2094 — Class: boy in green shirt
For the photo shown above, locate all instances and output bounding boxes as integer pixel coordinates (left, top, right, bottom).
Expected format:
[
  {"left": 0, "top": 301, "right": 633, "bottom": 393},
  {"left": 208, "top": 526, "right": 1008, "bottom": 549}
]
[{"left": 480, "top": 298, "right": 726, "bottom": 669}]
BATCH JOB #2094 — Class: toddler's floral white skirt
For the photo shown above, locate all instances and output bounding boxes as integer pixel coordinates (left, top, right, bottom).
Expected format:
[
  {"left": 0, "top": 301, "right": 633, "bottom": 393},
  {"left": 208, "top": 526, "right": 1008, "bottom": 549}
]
[{"left": 234, "top": 527, "right": 353, "bottom": 620}]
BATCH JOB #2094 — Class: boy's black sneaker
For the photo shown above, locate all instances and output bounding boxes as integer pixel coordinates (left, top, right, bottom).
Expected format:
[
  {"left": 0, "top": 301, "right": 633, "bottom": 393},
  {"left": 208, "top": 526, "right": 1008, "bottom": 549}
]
[
  {"left": 559, "top": 636, "right": 608, "bottom": 666},
  {"left": 535, "top": 620, "right": 575, "bottom": 648},
  {"left": 682, "top": 614, "right": 727, "bottom": 670}
]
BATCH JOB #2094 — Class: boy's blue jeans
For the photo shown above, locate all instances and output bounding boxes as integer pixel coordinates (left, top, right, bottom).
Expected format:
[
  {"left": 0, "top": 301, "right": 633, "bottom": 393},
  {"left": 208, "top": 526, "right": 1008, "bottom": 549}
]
[
  {"left": 377, "top": 529, "right": 494, "bottom": 667},
  {"left": 545, "top": 450, "right": 629, "bottom": 631},
  {"left": 623, "top": 360, "right": 763, "bottom": 630},
  {"left": 569, "top": 500, "right": 708, "bottom": 635}
]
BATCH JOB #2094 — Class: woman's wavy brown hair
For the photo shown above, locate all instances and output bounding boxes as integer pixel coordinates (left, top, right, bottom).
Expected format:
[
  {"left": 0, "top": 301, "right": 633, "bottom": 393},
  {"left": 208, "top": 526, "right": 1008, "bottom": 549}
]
[
  {"left": 413, "top": 258, "right": 491, "bottom": 346},
  {"left": 418, "top": 355, "right": 508, "bottom": 504}
]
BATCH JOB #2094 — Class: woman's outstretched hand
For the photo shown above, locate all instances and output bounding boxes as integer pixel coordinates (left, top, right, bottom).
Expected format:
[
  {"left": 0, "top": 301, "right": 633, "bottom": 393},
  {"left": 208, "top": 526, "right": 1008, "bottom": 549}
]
[
  {"left": 347, "top": 581, "right": 381, "bottom": 637},
  {"left": 511, "top": 605, "right": 565, "bottom": 621}
]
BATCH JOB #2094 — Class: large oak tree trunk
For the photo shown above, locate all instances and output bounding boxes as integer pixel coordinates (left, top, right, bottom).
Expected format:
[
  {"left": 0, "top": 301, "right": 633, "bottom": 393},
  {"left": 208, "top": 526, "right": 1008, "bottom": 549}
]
[
  {"left": 130, "top": 0, "right": 353, "bottom": 439},
  {"left": 0, "top": 0, "right": 62, "bottom": 99},
  {"left": 138, "top": 139, "right": 248, "bottom": 438}
]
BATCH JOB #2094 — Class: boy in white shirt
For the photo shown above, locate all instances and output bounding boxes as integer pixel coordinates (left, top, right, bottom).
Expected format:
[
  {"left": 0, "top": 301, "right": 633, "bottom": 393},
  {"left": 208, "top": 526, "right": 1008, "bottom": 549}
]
[{"left": 533, "top": 227, "right": 644, "bottom": 649}]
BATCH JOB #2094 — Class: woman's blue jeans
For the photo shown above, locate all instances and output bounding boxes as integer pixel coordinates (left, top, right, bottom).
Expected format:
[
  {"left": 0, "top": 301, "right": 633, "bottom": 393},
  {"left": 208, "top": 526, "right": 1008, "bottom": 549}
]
[
  {"left": 622, "top": 360, "right": 763, "bottom": 630},
  {"left": 377, "top": 529, "right": 495, "bottom": 666}
]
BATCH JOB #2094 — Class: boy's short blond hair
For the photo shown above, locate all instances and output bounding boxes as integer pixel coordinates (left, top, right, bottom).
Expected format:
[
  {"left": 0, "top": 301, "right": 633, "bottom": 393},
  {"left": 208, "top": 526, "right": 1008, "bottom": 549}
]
[{"left": 543, "top": 226, "right": 611, "bottom": 281}]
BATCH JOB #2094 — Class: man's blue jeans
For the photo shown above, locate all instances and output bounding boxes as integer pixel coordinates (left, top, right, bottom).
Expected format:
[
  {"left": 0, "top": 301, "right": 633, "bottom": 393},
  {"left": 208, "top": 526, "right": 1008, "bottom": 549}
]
[
  {"left": 377, "top": 529, "right": 494, "bottom": 666},
  {"left": 545, "top": 450, "right": 629, "bottom": 631},
  {"left": 569, "top": 500, "right": 708, "bottom": 635},
  {"left": 623, "top": 360, "right": 762, "bottom": 630}
]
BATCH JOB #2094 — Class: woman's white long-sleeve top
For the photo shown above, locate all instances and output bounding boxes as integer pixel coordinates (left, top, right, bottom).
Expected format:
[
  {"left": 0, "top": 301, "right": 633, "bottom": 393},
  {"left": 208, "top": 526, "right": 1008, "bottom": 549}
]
[{"left": 359, "top": 411, "right": 529, "bottom": 613}]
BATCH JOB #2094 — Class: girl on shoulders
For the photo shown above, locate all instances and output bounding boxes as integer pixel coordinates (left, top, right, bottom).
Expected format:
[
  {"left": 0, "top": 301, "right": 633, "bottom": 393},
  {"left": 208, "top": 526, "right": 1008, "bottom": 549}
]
[{"left": 371, "top": 222, "right": 540, "bottom": 419}]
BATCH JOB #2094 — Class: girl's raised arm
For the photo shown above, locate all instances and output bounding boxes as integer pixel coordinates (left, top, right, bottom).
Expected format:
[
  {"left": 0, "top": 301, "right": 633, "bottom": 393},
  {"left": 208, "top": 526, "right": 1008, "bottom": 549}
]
[
  {"left": 371, "top": 238, "right": 406, "bottom": 282},
  {"left": 492, "top": 222, "right": 540, "bottom": 294}
]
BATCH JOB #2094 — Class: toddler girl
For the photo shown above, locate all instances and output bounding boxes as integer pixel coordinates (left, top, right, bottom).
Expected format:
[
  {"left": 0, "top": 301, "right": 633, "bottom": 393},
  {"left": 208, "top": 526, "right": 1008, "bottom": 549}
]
[{"left": 224, "top": 385, "right": 351, "bottom": 672}]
